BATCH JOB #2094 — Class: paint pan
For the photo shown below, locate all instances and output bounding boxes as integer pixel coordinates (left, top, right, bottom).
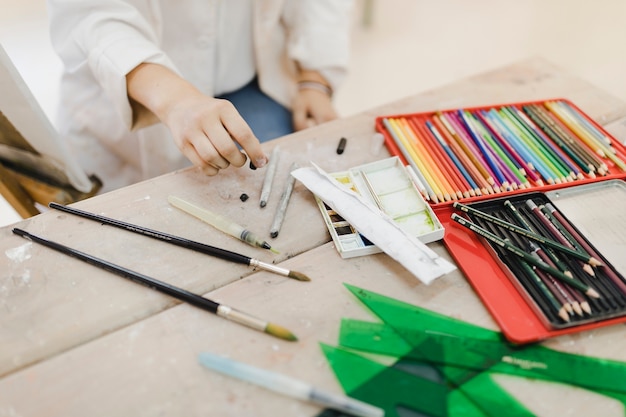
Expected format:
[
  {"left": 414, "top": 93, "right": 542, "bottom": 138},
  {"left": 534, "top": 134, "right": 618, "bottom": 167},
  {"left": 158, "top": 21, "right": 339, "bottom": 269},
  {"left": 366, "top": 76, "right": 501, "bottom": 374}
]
[{"left": 316, "top": 156, "right": 444, "bottom": 258}]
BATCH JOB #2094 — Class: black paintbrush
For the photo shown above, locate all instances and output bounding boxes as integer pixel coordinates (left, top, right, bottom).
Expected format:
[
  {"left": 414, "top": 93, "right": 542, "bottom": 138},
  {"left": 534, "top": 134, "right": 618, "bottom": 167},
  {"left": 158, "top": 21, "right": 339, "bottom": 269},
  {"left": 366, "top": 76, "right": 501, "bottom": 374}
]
[
  {"left": 12, "top": 227, "right": 297, "bottom": 341},
  {"left": 48, "top": 202, "right": 310, "bottom": 282}
]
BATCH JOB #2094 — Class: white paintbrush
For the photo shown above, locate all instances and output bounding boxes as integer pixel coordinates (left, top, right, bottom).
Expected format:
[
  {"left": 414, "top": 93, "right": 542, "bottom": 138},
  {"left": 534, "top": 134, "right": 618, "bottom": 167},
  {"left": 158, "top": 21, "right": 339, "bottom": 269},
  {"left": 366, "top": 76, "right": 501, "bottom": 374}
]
[{"left": 198, "top": 352, "right": 384, "bottom": 417}]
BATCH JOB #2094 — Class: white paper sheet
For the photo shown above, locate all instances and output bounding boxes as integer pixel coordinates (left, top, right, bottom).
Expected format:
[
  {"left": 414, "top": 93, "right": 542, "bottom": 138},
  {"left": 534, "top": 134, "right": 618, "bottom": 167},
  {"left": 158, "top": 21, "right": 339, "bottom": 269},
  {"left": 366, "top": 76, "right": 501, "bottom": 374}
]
[{"left": 292, "top": 164, "right": 456, "bottom": 284}]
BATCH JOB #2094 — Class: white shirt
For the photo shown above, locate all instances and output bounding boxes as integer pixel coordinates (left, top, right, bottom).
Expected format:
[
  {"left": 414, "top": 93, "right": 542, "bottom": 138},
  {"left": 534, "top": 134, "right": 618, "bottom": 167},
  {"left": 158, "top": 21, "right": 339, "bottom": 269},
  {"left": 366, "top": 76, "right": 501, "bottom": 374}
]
[
  {"left": 215, "top": 0, "right": 255, "bottom": 95},
  {"left": 48, "top": 0, "right": 354, "bottom": 191}
]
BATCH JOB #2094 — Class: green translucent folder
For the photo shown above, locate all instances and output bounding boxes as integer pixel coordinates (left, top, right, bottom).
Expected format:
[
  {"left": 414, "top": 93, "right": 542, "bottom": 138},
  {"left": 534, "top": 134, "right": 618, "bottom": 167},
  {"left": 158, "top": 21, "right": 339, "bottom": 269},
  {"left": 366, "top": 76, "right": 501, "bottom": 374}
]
[{"left": 319, "top": 284, "right": 626, "bottom": 417}]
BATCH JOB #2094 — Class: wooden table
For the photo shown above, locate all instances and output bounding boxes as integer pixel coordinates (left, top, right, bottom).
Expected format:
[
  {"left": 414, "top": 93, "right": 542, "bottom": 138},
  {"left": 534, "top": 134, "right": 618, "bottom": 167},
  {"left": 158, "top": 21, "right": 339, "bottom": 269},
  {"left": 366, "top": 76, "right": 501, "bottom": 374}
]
[{"left": 2, "top": 58, "right": 626, "bottom": 416}]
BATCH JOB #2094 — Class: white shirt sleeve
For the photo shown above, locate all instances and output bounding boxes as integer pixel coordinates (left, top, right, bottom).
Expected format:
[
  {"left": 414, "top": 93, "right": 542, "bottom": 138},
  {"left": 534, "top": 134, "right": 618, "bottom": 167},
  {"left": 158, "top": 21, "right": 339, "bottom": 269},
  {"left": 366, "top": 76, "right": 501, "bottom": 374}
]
[
  {"left": 282, "top": 0, "right": 354, "bottom": 90},
  {"left": 48, "top": 0, "right": 179, "bottom": 129}
]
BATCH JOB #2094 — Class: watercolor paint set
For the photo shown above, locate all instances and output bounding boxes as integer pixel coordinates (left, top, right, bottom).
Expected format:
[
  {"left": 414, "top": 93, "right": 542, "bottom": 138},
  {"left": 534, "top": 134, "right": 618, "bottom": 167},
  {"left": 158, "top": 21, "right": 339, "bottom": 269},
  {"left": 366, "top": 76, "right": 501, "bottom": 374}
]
[
  {"left": 315, "top": 156, "right": 444, "bottom": 258},
  {"left": 374, "top": 98, "right": 626, "bottom": 343}
]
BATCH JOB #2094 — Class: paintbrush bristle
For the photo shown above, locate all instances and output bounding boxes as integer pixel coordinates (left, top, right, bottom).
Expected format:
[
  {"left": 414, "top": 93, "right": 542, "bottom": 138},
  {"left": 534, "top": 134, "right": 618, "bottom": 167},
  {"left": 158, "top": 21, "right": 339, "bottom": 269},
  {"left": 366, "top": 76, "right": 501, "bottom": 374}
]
[
  {"left": 265, "top": 323, "right": 298, "bottom": 341},
  {"left": 288, "top": 270, "right": 311, "bottom": 282}
]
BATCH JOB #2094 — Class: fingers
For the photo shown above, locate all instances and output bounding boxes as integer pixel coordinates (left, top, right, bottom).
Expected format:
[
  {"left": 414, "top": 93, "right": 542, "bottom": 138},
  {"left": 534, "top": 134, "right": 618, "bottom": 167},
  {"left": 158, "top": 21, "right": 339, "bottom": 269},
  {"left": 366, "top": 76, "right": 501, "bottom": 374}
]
[
  {"left": 218, "top": 103, "right": 268, "bottom": 169},
  {"left": 180, "top": 141, "right": 220, "bottom": 176},
  {"left": 127, "top": 66, "right": 268, "bottom": 176},
  {"left": 292, "top": 99, "right": 310, "bottom": 131},
  {"left": 168, "top": 97, "right": 268, "bottom": 175},
  {"left": 292, "top": 90, "right": 338, "bottom": 131}
]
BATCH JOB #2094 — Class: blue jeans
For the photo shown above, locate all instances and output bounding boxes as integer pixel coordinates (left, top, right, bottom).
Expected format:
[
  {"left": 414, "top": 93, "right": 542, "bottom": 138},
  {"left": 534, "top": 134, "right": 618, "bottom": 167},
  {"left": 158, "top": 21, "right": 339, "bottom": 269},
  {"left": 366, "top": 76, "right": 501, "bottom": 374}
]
[{"left": 217, "top": 77, "right": 294, "bottom": 143}]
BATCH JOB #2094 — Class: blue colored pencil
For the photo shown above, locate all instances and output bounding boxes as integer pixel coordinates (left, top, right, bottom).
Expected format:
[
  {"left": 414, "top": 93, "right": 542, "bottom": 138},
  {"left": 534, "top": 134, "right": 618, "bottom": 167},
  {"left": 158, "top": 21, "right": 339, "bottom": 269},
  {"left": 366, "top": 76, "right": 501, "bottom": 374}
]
[
  {"left": 457, "top": 110, "right": 508, "bottom": 189},
  {"left": 426, "top": 120, "right": 480, "bottom": 196},
  {"left": 484, "top": 109, "right": 553, "bottom": 184}
]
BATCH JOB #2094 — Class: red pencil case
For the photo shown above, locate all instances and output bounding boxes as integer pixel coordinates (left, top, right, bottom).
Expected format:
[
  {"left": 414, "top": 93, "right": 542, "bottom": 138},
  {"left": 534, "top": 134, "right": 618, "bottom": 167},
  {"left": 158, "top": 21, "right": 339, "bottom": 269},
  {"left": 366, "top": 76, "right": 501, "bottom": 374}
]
[
  {"left": 375, "top": 98, "right": 626, "bottom": 343},
  {"left": 375, "top": 98, "right": 626, "bottom": 209}
]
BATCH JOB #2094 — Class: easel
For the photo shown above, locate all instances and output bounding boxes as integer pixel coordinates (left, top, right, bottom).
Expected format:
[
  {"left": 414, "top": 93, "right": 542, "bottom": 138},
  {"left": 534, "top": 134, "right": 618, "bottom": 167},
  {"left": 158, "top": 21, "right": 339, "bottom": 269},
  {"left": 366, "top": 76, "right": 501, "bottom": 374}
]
[{"left": 0, "top": 45, "right": 101, "bottom": 219}]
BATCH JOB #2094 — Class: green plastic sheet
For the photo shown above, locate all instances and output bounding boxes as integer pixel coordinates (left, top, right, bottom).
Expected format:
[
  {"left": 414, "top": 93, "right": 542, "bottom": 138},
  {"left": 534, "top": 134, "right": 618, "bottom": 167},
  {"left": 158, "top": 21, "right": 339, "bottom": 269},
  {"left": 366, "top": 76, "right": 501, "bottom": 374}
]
[{"left": 319, "top": 284, "right": 626, "bottom": 417}]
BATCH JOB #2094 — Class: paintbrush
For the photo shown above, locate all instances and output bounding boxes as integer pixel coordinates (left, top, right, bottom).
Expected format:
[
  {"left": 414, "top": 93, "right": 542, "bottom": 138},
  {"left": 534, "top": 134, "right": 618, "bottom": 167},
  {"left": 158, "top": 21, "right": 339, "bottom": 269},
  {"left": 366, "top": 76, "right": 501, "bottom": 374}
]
[
  {"left": 168, "top": 195, "right": 278, "bottom": 253},
  {"left": 198, "top": 352, "right": 383, "bottom": 417},
  {"left": 12, "top": 228, "right": 297, "bottom": 341},
  {"left": 48, "top": 202, "right": 310, "bottom": 282}
]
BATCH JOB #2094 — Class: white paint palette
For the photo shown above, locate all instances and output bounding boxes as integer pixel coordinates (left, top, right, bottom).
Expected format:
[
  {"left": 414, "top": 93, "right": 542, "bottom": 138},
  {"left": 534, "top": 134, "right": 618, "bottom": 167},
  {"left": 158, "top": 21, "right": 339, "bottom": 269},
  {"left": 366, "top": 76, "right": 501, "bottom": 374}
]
[{"left": 316, "top": 156, "right": 445, "bottom": 258}]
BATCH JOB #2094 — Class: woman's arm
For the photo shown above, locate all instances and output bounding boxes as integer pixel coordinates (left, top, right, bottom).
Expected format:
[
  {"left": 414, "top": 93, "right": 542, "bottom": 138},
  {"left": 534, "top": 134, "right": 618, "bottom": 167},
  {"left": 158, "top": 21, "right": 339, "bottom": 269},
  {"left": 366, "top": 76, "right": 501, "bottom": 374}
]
[
  {"left": 126, "top": 63, "right": 268, "bottom": 175},
  {"left": 292, "top": 68, "right": 337, "bottom": 131}
]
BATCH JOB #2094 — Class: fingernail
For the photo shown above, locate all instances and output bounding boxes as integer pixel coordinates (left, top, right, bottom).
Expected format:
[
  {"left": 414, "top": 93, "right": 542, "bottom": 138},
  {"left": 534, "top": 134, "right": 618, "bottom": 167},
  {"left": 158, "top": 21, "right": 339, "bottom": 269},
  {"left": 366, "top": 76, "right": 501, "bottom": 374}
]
[{"left": 255, "top": 157, "right": 268, "bottom": 169}]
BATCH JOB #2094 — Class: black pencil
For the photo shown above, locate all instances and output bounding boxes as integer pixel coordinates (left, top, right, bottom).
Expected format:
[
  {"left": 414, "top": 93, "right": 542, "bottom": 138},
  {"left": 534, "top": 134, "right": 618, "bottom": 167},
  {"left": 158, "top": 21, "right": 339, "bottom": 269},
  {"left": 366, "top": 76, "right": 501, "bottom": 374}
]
[
  {"left": 477, "top": 215, "right": 570, "bottom": 322},
  {"left": 503, "top": 202, "right": 589, "bottom": 315},
  {"left": 492, "top": 213, "right": 573, "bottom": 320},
  {"left": 503, "top": 200, "right": 573, "bottom": 278},
  {"left": 544, "top": 202, "right": 626, "bottom": 297},
  {"left": 453, "top": 202, "right": 603, "bottom": 267},
  {"left": 12, "top": 228, "right": 297, "bottom": 341},
  {"left": 48, "top": 203, "right": 309, "bottom": 282},
  {"left": 451, "top": 214, "right": 600, "bottom": 299},
  {"left": 525, "top": 200, "right": 596, "bottom": 277}
]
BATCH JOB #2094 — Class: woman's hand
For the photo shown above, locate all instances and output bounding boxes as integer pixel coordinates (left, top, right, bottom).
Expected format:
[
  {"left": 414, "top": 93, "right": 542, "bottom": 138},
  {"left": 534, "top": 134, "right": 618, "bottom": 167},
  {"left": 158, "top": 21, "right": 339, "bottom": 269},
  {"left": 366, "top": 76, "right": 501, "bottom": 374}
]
[
  {"left": 292, "top": 87, "right": 338, "bottom": 131},
  {"left": 292, "top": 69, "right": 338, "bottom": 131},
  {"left": 126, "top": 63, "right": 268, "bottom": 175}
]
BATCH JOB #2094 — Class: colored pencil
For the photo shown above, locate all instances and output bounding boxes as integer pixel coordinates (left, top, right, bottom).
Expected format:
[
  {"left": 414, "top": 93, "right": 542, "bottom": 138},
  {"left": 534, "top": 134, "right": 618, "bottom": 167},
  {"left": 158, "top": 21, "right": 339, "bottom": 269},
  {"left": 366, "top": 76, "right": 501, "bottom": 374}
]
[
  {"left": 12, "top": 228, "right": 298, "bottom": 341},
  {"left": 382, "top": 117, "right": 438, "bottom": 202},
  {"left": 48, "top": 202, "right": 310, "bottom": 281},
  {"left": 433, "top": 114, "right": 493, "bottom": 194},
  {"left": 391, "top": 117, "right": 446, "bottom": 201},
  {"left": 560, "top": 101, "right": 612, "bottom": 145},
  {"left": 495, "top": 108, "right": 562, "bottom": 183},
  {"left": 546, "top": 101, "right": 619, "bottom": 163},
  {"left": 544, "top": 202, "right": 626, "bottom": 297},
  {"left": 452, "top": 202, "right": 603, "bottom": 267},
  {"left": 503, "top": 200, "right": 573, "bottom": 278},
  {"left": 528, "top": 103, "right": 607, "bottom": 174},
  {"left": 474, "top": 110, "right": 538, "bottom": 186},
  {"left": 450, "top": 214, "right": 600, "bottom": 298},
  {"left": 411, "top": 117, "right": 468, "bottom": 198},
  {"left": 484, "top": 109, "right": 556, "bottom": 184},
  {"left": 504, "top": 106, "right": 580, "bottom": 181},
  {"left": 457, "top": 110, "right": 508, "bottom": 189},
  {"left": 377, "top": 99, "right": 626, "bottom": 206},
  {"left": 441, "top": 111, "right": 497, "bottom": 188},
  {"left": 544, "top": 102, "right": 626, "bottom": 171},
  {"left": 525, "top": 200, "right": 597, "bottom": 277},
  {"left": 468, "top": 111, "right": 527, "bottom": 188},
  {"left": 401, "top": 117, "right": 457, "bottom": 200},
  {"left": 425, "top": 119, "right": 479, "bottom": 196},
  {"left": 522, "top": 105, "right": 594, "bottom": 176},
  {"left": 478, "top": 215, "right": 570, "bottom": 321}
]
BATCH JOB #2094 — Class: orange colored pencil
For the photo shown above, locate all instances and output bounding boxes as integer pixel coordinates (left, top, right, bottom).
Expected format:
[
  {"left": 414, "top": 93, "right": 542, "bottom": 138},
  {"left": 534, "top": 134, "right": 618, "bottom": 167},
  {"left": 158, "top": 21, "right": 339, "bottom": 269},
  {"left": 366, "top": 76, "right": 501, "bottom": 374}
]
[
  {"left": 409, "top": 116, "right": 472, "bottom": 198},
  {"left": 387, "top": 118, "right": 443, "bottom": 202},
  {"left": 395, "top": 117, "right": 454, "bottom": 201},
  {"left": 437, "top": 111, "right": 496, "bottom": 187},
  {"left": 432, "top": 114, "right": 492, "bottom": 195}
]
